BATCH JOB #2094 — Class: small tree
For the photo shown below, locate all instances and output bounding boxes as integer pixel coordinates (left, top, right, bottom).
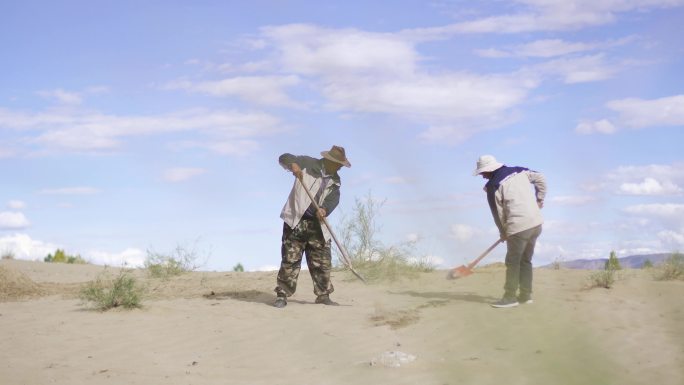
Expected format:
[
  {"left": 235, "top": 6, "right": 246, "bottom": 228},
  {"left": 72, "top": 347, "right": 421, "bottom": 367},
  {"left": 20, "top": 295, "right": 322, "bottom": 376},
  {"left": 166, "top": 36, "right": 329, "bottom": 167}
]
[
  {"left": 642, "top": 259, "right": 653, "bottom": 269},
  {"left": 605, "top": 250, "right": 621, "bottom": 271},
  {"left": 233, "top": 263, "right": 245, "bottom": 272}
]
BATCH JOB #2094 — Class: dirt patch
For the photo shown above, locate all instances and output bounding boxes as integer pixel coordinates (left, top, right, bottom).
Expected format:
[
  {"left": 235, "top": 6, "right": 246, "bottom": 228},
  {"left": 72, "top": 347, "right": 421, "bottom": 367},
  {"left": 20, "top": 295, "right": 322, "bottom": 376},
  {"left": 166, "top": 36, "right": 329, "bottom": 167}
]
[
  {"left": 0, "top": 265, "right": 46, "bottom": 301},
  {"left": 370, "top": 307, "right": 420, "bottom": 330}
]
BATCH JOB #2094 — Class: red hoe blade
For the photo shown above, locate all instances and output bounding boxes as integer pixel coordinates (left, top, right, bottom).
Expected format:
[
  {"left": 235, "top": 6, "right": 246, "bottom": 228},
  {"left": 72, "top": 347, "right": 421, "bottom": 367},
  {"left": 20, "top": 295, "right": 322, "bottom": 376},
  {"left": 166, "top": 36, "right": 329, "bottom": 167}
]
[{"left": 446, "top": 239, "right": 503, "bottom": 280}]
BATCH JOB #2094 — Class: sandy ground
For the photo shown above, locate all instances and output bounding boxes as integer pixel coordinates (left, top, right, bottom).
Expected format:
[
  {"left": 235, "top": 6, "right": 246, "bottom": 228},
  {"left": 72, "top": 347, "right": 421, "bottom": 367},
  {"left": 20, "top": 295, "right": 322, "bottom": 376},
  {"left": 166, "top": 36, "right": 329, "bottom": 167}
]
[{"left": 1, "top": 259, "right": 683, "bottom": 385}]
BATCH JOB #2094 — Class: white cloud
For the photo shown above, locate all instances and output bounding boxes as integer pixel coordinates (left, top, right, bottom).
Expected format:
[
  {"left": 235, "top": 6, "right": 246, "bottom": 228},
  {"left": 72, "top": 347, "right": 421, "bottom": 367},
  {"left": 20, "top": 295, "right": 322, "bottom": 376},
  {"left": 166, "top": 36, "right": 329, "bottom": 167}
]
[
  {"left": 0, "top": 233, "right": 57, "bottom": 260},
  {"left": 0, "top": 212, "right": 30, "bottom": 230},
  {"left": 478, "top": 39, "right": 598, "bottom": 58},
  {"left": 606, "top": 162, "right": 684, "bottom": 195},
  {"left": 549, "top": 195, "right": 597, "bottom": 205},
  {"left": 536, "top": 54, "right": 618, "bottom": 83},
  {"left": 256, "top": 264, "right": 279, "bottom": 272},
  {"left": 259, "top": 24, "right": 537, "bottom": 143},
  {"left": 607, "top": 94, "right": 684, "bottom": 128},
  {"left": 450, "top": 224, "right": 480, "bottom": 242},
  {"left": 623, "top": 203, "right": 684, "bottom": 218},
  {"left": 0, "top": 108, "right": 284, "bottom": 154},
  {"left": 163, "top": 167, "right": 208, "bottom": 183},
  {"left": 619, "top": 178, "right": 683, "bottom": 195},
  {"left": 7, "top": 200, "right": 26, "bottom": 210},
  {"left": 263, "top": 24, "right": 419, "bottom": 77},
  {"left": 166, "top": 75, "right": 303, "bottom": 107},
  {"left": 575, "top": 118, "right": 618, "bottom": 134},
  {"left": 39, "top": 187, "right": 101, "bottom": 195},
  {"left": 88, "top": 248, "right": 146, "bottom": 268},
  {"left": 0, "top": 147, "right": 15, "bottom": 158},
  {"left": 406, "top": 0, "right": 684, "bottom": 35},
  {"left": 37, "top": 89, "right": 83, "bottom": 105},
  {"left": 476, "top": 36, "right": 635, "bottom": 58},
  {"left": 658, "top": 229, "right": 684, "bottom": 248}
]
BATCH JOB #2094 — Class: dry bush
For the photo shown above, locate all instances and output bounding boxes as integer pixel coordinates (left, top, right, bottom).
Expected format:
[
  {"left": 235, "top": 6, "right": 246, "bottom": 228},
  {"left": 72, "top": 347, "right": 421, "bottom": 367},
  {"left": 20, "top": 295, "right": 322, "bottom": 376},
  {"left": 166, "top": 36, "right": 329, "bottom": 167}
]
[
  {"left": 334, "top": 192, "right": 435, "bottom": 283},
  {"left": 80, "top": 270, "right": 144, "bottom": 310},
  {"left": 652, "top": 253, "right": 684, "bottom": 281}
]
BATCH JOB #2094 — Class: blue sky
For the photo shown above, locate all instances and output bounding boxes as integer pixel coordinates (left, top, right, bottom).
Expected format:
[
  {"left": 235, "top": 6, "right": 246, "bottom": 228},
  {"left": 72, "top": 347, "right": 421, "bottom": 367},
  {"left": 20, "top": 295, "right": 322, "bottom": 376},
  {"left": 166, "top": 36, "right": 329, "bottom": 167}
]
[{"left": 2, "top": 0, "right": 683, "bottom": 271}]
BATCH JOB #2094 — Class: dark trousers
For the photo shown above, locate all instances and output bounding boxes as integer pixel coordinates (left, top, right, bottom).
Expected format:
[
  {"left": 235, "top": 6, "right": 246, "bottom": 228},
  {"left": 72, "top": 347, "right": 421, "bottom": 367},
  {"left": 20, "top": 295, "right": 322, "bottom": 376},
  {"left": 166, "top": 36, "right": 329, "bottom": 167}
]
[
  {"left": 503, "top": 225, "right": 542, "bottom": 299},
  {"left": 275, "top": 219, "right": 334, "bottom": 298}
]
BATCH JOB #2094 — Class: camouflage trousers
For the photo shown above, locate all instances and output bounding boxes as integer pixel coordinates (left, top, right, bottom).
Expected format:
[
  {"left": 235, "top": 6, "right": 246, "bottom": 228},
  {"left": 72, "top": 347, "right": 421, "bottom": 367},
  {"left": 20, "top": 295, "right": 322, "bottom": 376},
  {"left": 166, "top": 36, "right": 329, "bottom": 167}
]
[{"left": 275, "top": 219, "right": 334, "bottom": 297}]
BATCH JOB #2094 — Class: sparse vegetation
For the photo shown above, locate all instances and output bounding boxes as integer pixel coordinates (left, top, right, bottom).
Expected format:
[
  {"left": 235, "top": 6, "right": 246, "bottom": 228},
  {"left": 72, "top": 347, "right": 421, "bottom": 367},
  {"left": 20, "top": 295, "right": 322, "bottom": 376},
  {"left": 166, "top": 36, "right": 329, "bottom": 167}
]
[
  {"left": 145, "top": 242, "right": 206, "bottom": 279},
  {"left": 642, "top": 259, "right": 653, "bottom": 269},
  {"left": 1, "top": 249, "right": 15, "bottom": 260},
  {"left": 604, "top": 250, "right": 621, "bottom": 270},
  {"left": 79, "top": 269, "right": 144, "bottom": 310},
  {"left": 586, "top": 269, "right": 616, "bottom": 289},
  {"left": 44, "top": 249, "right": 87, "bottom": 264},
  {"left": 586, "top": 250, "right": 621, "bottom": 289},
  {"left": 652, "top": 252, "right": 684, "bottom": 281},
  {"left": 233, "top": 263, "right": 245, "bottom": 272},
  {"left": 551, "top": 255, "right": 564, "bottom": 270},
  {"left": 335, "top": 192, "right": 435, "bottom": 283}
]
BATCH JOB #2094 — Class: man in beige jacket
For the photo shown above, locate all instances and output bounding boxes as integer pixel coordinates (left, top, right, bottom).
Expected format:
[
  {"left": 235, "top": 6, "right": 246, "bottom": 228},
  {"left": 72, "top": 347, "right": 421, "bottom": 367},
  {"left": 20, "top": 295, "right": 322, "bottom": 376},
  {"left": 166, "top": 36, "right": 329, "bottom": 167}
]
[
  {"left": 274, "top": 145, "right": 351, "bottom": 308},
  {"left": 474, "top": 155, "right": 547, "bottom": 308}
]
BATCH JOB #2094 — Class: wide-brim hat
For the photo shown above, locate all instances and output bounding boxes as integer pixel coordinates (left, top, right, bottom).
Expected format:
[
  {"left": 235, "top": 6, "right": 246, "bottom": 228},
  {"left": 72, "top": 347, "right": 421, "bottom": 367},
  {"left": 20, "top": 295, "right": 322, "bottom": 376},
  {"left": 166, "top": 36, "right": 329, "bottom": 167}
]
[
  {"left": 473, "top": 155, "right": 503, "bottom": 176},
  {"left": 321, "top": 145, "right": 351, "bottom": 168}
]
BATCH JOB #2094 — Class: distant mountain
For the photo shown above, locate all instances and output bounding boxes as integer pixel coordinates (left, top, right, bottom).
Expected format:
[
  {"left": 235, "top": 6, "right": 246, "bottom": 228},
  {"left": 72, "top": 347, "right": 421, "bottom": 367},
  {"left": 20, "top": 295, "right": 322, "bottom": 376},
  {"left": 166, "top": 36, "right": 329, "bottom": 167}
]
[{"left": 542, "top": 253, "right": 674, "bottom": 270}]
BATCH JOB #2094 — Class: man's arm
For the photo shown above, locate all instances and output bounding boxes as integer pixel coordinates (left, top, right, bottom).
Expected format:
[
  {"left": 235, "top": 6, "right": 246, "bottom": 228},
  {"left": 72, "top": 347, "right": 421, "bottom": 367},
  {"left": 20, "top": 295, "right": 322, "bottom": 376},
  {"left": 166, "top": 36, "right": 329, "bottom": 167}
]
[
  {"left": 279, "top": 153, "right": 319, "bottom": 179},
  {"left": 528, "top": 170, "right": 547, "bottom": 208},
  {"left": 319, "top": 186, "right": 340, "bottom": 216}
]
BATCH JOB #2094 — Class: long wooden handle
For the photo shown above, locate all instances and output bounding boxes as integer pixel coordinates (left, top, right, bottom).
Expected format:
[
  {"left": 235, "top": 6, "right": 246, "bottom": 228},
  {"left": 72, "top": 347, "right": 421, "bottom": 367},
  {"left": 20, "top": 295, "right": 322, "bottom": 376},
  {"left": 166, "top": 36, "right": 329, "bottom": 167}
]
[
  {"left": 467, "top": 239, "right": 503, "bottom": 269},
  {"left": 297, "top": 177, "right": 367, "bottom": 284}
]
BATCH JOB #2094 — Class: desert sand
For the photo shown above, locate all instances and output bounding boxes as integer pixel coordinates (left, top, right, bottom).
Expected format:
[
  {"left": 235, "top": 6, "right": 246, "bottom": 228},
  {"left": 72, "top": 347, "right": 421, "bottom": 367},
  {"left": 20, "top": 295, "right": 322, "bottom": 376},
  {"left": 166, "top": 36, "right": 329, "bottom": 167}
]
[{"left": 1, "top": 258, "right": 683, "bottom": 385}]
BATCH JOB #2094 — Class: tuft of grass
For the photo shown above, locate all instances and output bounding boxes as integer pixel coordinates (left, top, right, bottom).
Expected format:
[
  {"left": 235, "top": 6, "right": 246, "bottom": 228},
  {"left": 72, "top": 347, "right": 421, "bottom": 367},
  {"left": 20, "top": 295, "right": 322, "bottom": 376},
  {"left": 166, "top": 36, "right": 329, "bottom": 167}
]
[
  {"left": 652, "top": 252, "right": 684, "bottom": 281},
  {"left": 145, "top": 242, "right": 206, "bottom": 279},
  {"left": 585, "top": 269, "right": 616, "bottom": 289},
  {"left": 80, "top": 270, "right": 144, "bottom": 310}
]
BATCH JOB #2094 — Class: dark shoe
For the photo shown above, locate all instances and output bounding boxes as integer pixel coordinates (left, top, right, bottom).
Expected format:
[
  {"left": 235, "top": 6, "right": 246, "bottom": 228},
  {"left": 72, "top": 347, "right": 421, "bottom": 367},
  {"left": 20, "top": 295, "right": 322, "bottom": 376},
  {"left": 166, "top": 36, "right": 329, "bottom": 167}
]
[
  {"left": 274, "top": 296, "right": 287, "bottom": 308},
  {"left": 315, "top": 295, "right": 339, "bottom": 306},
  {"left": 491, "top": 297, "right": 519, "bottom": 308}
]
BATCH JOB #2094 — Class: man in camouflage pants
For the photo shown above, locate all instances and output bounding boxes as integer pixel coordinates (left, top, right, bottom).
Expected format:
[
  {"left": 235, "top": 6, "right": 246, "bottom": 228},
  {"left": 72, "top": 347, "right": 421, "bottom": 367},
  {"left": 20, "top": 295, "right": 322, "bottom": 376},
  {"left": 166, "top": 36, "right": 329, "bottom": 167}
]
[{"left": 274, "top": 145, "right": 351, "bottom": 308}]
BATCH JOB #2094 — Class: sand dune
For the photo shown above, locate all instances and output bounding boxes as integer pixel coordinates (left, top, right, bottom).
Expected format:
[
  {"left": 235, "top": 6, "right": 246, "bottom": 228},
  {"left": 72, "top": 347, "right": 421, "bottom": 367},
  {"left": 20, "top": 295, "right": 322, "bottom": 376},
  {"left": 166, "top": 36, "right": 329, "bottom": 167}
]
[{"left": 1, "top": 259, "right": 682, "bottom": 385}]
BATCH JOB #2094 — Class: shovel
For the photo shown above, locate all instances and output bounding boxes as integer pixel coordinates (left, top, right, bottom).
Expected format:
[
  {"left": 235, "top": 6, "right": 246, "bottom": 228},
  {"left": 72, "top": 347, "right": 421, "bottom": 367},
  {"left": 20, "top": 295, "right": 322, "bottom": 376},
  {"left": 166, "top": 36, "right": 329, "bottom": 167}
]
[
  {"left": 446, "top": 239, "right": 503, "bottom": 280},
  {"left": 297, "top": 177, "right": 367, "bottom": 284}
]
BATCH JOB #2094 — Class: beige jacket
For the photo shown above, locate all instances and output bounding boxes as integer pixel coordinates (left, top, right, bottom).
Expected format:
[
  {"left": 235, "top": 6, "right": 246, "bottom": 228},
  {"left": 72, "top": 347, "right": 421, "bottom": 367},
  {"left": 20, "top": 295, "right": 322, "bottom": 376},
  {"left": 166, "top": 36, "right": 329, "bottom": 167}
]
[
  {"left": 486, "top": 166, "right": 546, "bottom": 237},
  {"left": 280, "top": 171, "right": 334, "bottom": 242}
]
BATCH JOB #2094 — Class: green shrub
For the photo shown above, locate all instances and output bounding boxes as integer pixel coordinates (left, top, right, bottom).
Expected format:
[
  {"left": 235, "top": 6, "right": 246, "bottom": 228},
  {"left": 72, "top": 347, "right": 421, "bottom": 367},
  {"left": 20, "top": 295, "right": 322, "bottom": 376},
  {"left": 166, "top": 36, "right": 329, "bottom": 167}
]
[
  {"left": 44, "top": 249, "right": 87, "bottom": 264},
  {"left": 604, "top": 250, "right": 621, "bottom": 270},
  {"left": 233, "top": 263, "right": 245, "bottom": 272},
  {"left": 585, "top": 250, "right": 622, "bottom": 289},
  {"left": 642, "top": 259, "right": 653, "bottom": 269},
  {"left": 80, "top": 270, "right": 144, "bottom": 310},
  {"left": 586, "top": 269, "right": 616, "bottom": 289},
  {"left": 653, "top": 253, "right": 684, "bottom": 281}
]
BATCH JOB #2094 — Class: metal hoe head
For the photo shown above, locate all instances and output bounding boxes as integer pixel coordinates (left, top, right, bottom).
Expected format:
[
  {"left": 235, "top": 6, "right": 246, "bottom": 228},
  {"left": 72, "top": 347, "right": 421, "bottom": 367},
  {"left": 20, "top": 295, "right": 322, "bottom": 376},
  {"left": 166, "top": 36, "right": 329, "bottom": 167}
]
[{"left": 446, "top": 265, "right": 473, "bottom": 280}]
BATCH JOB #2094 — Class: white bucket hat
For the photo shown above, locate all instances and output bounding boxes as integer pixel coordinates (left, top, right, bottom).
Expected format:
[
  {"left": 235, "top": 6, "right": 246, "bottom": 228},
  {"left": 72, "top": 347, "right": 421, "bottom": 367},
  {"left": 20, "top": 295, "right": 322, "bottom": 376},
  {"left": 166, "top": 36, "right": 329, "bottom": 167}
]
[{"left": 473, "top": 155, "right": 503, "bottom": 176}]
